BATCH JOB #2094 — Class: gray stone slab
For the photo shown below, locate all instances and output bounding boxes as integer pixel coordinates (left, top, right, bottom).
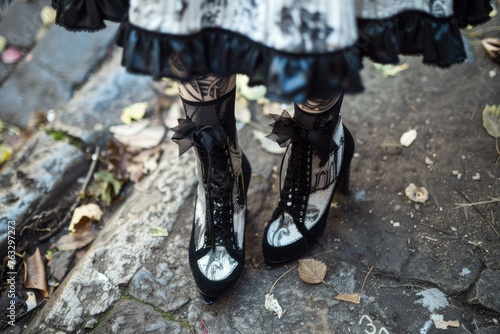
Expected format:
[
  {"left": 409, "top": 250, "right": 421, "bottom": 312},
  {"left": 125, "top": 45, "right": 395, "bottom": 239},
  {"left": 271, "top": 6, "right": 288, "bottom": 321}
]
[
  {"left": 23, "top": 142, "right": 198, "bottom": 332},
  {"left": 0, "top": 52, "right": 153, "bottom": 250},
  {"left": 0, "top": 0, "right": 49, "bottom": 48},
  {"left": 0, "top": 133, "right": 86, "bottom": 250},
  {"left": 403, "top": 241, "right": 482, "bottom": 295},
  {"left": 32, "top": 23, "right": 119, "bottom": 86},
  {"left": 0, "top": 60, "right": 71, "bottom": 127},
  {"left": 129, "top": 265, "right": 190, "bottom": 313},
  {"left": 96, "top": 299, "right": 191, "bottom": 334},
  {"left": 468, "top": 270, "right": 500, "bottom": 313},
  {"left": 52, "top": 51, "right": 153, "bottom": 138}
]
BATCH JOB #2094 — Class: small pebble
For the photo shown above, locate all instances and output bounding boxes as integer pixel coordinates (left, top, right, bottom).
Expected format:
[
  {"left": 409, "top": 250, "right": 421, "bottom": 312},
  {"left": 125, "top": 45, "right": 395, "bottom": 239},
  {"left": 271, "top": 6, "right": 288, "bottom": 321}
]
[
  {"left": 393, "top": 222, "right": 400, "bottom": 227},
  {"left": 369, "top": 296, "right": 376, "bottom": 302},
  {"left": 472, "top": 173, "right": 481, "bottom": 181},
  {"left": 452, "top": 170, "right": 459, "bottom": 175},
  {"left": 457, "top": 173, "right": 462, "bottom": 180},
  {"left": 353, "top": 152, "right": 360, "bottom": 158},
  {"left": 425, "top": 157, "right": 434, "bottom": 165},
  {"left": 489, "top": 70, "right": 497, "bottom": 78}
]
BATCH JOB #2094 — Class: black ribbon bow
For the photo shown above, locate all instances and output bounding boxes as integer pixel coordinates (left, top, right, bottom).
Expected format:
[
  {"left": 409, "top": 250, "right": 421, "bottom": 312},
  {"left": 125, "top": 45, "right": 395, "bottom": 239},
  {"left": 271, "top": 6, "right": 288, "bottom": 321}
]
[
  {"left": 266, "top": 110, "right": 337, "bottom": 165},
  {"left": 171, "top": 118, "right": 227, "bottom": 156}
]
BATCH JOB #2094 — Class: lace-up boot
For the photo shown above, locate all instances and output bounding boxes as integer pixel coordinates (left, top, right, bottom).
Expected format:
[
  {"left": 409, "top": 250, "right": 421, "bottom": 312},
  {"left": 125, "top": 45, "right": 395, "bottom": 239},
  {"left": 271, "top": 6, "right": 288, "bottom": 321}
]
[
  {"left": 172, "top": 88, "right": 251, "bottom": 304},
  {"left": 262, "top": 95, "right": 354, "bottom": 268}
]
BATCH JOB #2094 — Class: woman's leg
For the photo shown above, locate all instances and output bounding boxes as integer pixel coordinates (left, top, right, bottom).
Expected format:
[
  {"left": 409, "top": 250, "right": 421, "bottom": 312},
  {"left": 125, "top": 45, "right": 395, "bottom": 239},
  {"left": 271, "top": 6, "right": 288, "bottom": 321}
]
[
  {"left": 172, "top": 74, "right": 251, "bottom": 304},
  {"left": 262, "top": 94, "right": 354, "bottom": 267}
]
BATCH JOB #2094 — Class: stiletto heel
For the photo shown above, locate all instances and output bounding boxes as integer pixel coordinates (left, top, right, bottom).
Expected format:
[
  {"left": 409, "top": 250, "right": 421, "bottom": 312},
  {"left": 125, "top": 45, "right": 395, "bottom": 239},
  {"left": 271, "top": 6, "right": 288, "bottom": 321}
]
[{"left": 337, "top": 164, "right": 350, "bottom": 195}]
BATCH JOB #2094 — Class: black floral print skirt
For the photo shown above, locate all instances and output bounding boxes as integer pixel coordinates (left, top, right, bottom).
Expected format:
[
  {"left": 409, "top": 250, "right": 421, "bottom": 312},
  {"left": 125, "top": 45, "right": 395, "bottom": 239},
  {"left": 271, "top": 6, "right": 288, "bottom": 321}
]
[{"left": 52, "top": 0, "right": 492, "bottom": 102}]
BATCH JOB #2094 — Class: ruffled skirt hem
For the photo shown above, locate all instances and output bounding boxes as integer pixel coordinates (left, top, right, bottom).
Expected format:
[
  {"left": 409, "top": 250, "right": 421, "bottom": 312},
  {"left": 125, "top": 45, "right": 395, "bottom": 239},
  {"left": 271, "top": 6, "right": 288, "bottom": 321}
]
[{"left": 52, "top": 0, "right": 492, "bottom": 101}]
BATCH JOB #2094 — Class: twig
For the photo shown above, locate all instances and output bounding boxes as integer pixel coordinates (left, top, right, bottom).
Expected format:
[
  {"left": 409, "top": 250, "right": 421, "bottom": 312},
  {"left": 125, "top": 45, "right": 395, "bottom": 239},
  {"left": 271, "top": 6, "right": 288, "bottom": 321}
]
[
  {"left": 456, "top": 198, "right": 500, "bottom": 207},
  {"left": 419, "top": 222, "right": 451, "bottom": 234},
  {"left": 268, "top": 265, "right": 298, "bottom": 294},
  {"left": 38, "top": 146, "right": 100, "bottom": 242},
  {"left": 80, "top": 146, "right": 100, "bottom": 195},
  {"left": 454, "top": 187, "right": 488, "bottom": 220},
  {"left": 467, "top": 25, "right": 500, "bottom": 37},
  {"left": 488, "top": 210, "right": 500, "bottom": 238},
  {"left": 461, "top": 324, "right": 472, "bottom": 334},
  {"left": 359, "top": 266, "right": 373, "bottom": 295},
  {"left": 379, "top": 284, "right": 427, "bottom": 290}
]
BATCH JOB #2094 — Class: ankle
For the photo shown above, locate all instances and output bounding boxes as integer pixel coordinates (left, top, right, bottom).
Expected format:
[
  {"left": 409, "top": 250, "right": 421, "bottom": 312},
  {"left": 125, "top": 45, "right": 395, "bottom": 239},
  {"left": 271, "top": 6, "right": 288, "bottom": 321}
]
[
  {"left": 294, "top": 94, "right": 343, "bottom": 130},
  {"left": 181, "top": 87, "right": 237, "bottom": 126}
]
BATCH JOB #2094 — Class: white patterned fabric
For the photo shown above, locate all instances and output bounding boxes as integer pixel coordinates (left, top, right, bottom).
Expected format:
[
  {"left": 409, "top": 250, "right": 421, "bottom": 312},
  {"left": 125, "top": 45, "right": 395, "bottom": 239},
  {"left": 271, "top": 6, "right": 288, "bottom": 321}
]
[
  {"left": 192, "top": 143, "right": 246, "bottom": 281},
  {"left": 128, "top": 0, "right": 454, "bottom": 53},
  {"left": 266, "top": 118, "right": 345, "bottom": 247}
]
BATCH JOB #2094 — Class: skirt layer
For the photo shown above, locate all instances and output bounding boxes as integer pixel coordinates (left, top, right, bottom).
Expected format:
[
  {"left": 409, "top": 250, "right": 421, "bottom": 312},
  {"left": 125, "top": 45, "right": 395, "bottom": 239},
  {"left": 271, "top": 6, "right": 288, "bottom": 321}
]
[{"left": 52, "top": 0, "right": 492, "bottom": 101}]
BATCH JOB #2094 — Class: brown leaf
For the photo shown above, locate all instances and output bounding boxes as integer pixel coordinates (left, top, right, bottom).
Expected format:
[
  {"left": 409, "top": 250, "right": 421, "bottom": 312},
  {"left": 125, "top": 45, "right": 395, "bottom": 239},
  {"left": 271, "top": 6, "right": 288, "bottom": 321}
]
[
  {"left": 297, "top": 259, "right": 327, "bottom": 284},
  {"left": 54, "top": 230, "right": 96, "bottom": 251},
  {"left": 23, "top": 248, "right": 48, "bottom": 298},
  {"left": 483, "top": 104, "right": 500, "bottom": 138},
  {"left": 49, "top": 251, "right": 74, "bottom": 282},
  {"left": 68, "top": 203, "right": 102, "bottom": 233},
  {"left": 335, "top": 293, "right": 361, "bottom": 304},
  {"left": 431, "top": 314, "right": 460, "bottom": 329},
  {"left": 107, "top": 139, "right": 133, "bottom": 180}
]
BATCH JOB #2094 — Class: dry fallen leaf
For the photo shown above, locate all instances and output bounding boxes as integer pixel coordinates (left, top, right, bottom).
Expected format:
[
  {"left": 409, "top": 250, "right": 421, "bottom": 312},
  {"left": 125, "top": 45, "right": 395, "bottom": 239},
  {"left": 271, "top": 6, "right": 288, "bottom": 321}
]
[
  {"left": 120, "top": 102, "right": 148, "bottom": 124},
  {"left": 252, "top": 129, "right": 286, "bottom": 155},
  {"left": 335, "top": 266, "right": 373, "bottom": 305},
  {"left": 431, "top": 314, "right": 460, "bottom": 329},
  {"left": 265, "top": 293, "right": 284, "bottom": 318},
  {"left": 235, "top": 98, "right": 251, "bottom": 125},
  {"left": 149, "top": 226, "right": 169, "bottom": 237},
  {"left": 237, "top": 75, "right": 267, "bottom": 101},
  {"left": 54, "top": 230, "right": 97, "bottom": 251},
  {"left": 113, "top": 125, "right": 166, "bottom": 148},
  {"left": 482, "top": 104, "right": 500, "bottom": 138},
  {"left": 40, "top": 6, "right": 56, "bottom": 26},
  {"left": 335, "top": 293, "right": 361, "bottom": 304},
  {"left": 373, "top": 63, "right": 410, "bottom": 77},
  {"left": 0, "top": 143, "right": 13, "bottom": 164},
  {"left": 24, "top": 248, "right": 48, "bottom": 298},
  {"left": 298, "top": 259, "right": 327, "bottom": 284},
  {"left": 48, "top": 250, "right": 74, "bottom": 282},
  {"left": 405, "top": 183, "right": 429, "bottom": 203},
  {"left": 68, "top": 203, "right": 103, "bottom": 233},
  {"left": 0, "top": 35, "right": 6, "bottom": 53}
]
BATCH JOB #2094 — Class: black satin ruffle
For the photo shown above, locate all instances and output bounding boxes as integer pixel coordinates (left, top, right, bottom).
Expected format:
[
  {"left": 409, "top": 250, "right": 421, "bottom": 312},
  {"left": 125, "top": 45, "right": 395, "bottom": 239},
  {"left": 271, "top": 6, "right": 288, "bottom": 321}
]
[
  {"left": 357, "top": 11, "right": 466, "bottom": 67},
  {"left": 51, "top": 0, "right": 128, "bottom": 31},
  {"left": 116, "top": 10, "right": 473, "bottom": 102},
  {"left": 453, "top": 0, "right": 493, "bottom": 28},
  {"left": 116, "top": 24, "right": 363, "bottom": 102}
]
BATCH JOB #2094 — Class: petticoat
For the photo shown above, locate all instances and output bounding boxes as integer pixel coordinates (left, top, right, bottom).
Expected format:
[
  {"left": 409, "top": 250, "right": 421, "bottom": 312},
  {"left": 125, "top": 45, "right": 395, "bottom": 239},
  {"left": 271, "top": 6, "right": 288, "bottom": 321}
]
[{"left": 52, "top": 0, "right": 492, "bottom": 102}]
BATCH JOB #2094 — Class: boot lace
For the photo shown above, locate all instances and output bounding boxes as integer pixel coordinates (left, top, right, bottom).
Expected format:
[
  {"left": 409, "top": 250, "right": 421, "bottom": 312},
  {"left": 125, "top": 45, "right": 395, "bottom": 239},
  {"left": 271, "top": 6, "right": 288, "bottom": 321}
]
[
  {"left": 267, "top": 110, "right": 338, "bottom": 225},
  {"left": 172, "top": 119, "right": 235, "bottom": 250}
]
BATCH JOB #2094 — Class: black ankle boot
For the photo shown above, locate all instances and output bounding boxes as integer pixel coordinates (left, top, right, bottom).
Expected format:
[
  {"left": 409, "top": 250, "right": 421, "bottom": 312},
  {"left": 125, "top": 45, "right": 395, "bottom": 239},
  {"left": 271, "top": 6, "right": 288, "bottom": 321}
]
[
  {"left": 172, "top": 88, "right": 251, "bottom": 304},
  {"left": 262, "top": 95, "right": 354, "bottom": 268}
]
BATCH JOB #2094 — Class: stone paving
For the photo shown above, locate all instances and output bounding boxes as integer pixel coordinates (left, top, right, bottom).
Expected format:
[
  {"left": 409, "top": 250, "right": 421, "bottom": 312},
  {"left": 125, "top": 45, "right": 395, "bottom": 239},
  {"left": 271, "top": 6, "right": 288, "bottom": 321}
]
[{"left": 0, "top": 6, "right": 499, "bottom": 334}]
